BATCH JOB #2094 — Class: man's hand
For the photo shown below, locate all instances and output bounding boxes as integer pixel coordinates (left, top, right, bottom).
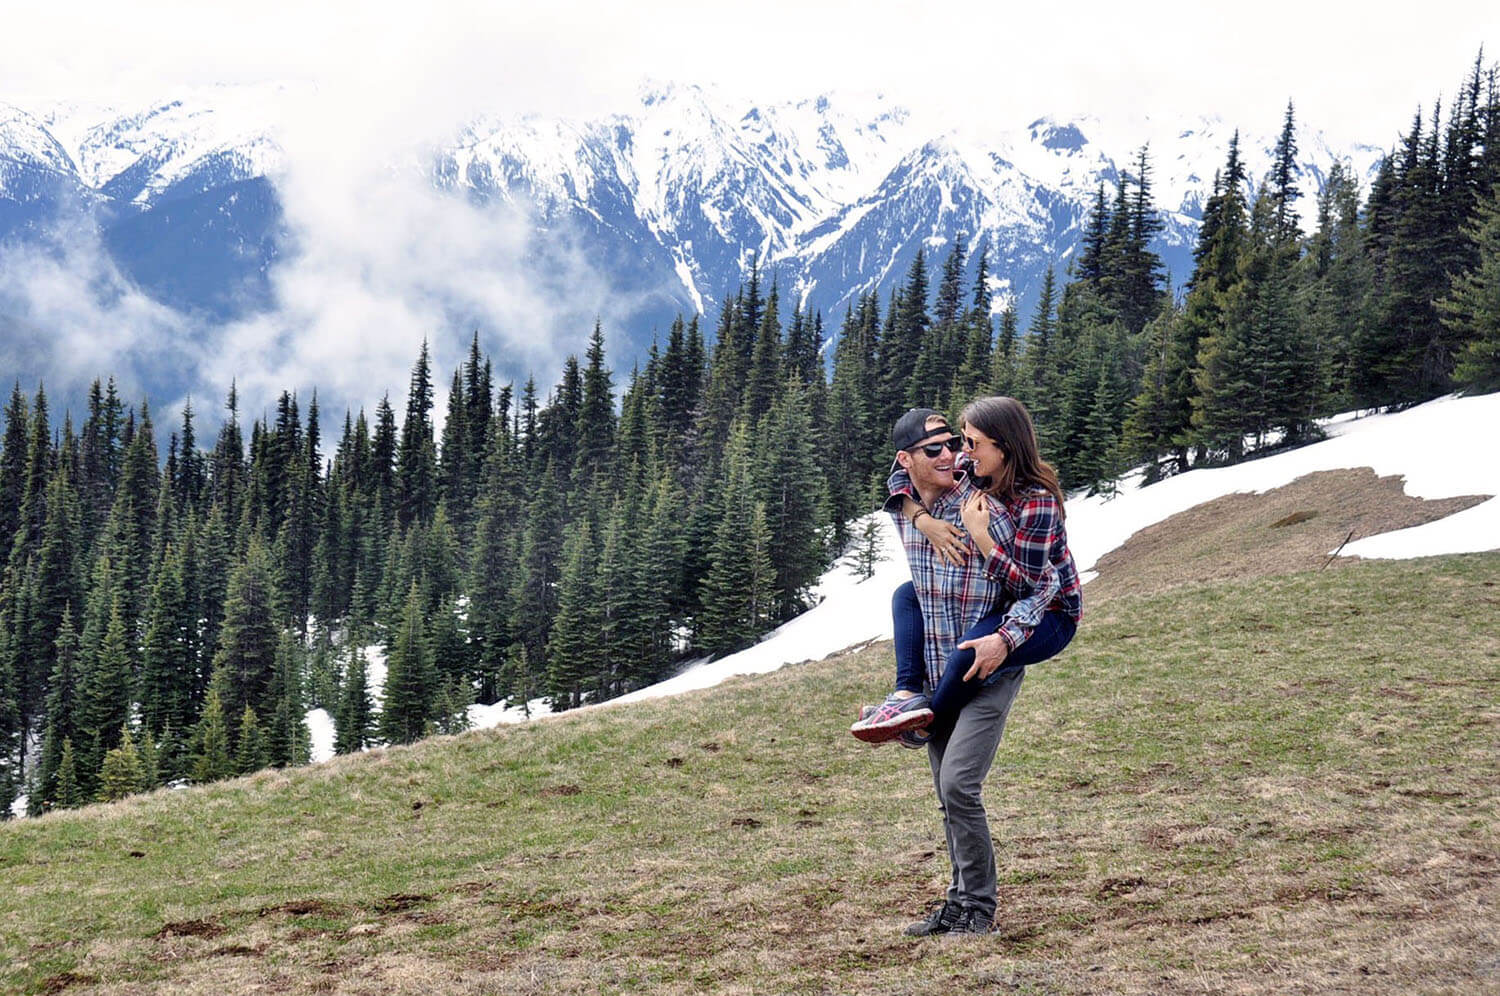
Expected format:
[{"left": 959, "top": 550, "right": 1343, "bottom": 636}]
[
  {"left": 915, "top": 512, "right": 967, "bottom": 565},
  {"left": 958, "top": 632, "right": 1009, "bottom": 681}
]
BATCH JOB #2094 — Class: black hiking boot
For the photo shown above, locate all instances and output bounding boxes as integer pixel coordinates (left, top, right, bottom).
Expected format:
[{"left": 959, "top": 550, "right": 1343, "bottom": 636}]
[
  {"left": 903, "top": 899, "right": 963, "bottom": 936},
  {"left": 944, "top": 905, "right": 994, "bottom": 935}
]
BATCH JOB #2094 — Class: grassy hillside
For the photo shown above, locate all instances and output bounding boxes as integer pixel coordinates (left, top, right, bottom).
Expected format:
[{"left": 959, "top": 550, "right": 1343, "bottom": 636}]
[{"left": 3, "top": 554, "right": 1498, "bottom": 995}]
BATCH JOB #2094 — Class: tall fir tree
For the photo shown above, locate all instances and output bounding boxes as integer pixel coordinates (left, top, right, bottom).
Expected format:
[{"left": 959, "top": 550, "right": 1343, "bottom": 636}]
[
  {"left": 545, "top": 520, "right": 605, "bottom": 709},
  {"left": 396, "top": 341, "right": 439, "bottom": 528},
  {"left": 335, "top": 644, "right": 374, "bottom": 754},
  {"left": 380, "top": 581, "right": 435, "bottom": 744},
  {"left": 1442, "top": 185, "right": 1500, "bottom": 390},
  {"left": 752, "top": 380, "right": 831, "bottom": 622},
  {"left": 208, "top": 539, "right": 281, "bottom": 745}
]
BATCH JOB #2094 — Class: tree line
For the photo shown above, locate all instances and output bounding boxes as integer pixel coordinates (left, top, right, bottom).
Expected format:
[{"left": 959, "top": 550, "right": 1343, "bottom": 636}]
[{"left": 3, "top": 52, "right": 1498, "bottom": 815}]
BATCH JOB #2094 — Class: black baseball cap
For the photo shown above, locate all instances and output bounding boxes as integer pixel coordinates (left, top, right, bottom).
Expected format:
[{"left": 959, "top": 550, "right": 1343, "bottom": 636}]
[{"left": 891, "top": 408, "right": 954, "bottom": 451}]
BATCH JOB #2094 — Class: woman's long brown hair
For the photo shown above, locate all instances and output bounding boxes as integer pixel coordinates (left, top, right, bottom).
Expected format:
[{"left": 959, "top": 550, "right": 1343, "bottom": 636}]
[{"left": 959, "top": 396, "right": 1066, "bottom": 516}]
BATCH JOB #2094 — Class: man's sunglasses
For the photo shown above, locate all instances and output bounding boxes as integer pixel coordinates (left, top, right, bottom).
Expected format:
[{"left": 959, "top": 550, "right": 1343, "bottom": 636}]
[{"left": 909, "top": 436, "right": 963, "bottom": 457}]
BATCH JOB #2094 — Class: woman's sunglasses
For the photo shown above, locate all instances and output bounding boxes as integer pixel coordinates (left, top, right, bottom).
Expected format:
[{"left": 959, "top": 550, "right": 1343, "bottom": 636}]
[{"left": 910, "top": 436, "right": 963, "bottom": 458}]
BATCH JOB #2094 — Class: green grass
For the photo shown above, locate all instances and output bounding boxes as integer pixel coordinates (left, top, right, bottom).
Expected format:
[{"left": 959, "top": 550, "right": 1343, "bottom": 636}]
[{"left": 2, "top": 553, "right": 1498, "bottom": 995}]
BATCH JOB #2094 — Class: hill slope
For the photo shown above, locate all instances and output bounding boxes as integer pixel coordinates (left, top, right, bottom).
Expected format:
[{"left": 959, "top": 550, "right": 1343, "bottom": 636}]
[{"left": 3, "top": 554, "right": 1497, "bottom": 995}]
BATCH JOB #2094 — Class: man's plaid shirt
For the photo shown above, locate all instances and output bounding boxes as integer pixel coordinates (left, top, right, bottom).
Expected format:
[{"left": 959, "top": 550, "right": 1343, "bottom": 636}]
[{"left": 886, "top": 464, "right": 1083, "bottom": 691}]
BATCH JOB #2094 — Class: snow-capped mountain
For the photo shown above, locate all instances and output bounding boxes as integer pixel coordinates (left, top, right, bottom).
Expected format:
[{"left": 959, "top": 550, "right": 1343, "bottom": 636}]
[{"left": 1, "top": 81, "right": 1386, "bottom": 389}]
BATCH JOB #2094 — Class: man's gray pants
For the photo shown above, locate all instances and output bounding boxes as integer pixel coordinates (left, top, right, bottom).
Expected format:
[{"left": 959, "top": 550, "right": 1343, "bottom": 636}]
[{"left": 926, "top": 668, "right": 1024, "bottom": 918}]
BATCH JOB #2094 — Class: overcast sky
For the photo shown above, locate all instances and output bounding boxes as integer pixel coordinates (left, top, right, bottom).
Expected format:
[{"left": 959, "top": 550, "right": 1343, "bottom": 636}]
[
  {"left": 4, "top": 0, "right": 1497, "bottom": 147},
  {"left": 3, "top": 0, "right": 1497, "bottom": 428}
]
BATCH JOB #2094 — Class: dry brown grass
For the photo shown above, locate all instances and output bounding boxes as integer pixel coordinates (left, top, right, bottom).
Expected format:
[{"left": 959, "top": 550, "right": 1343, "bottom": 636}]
[{"left": 1085, "top": 468, "right": 1490, "bottom": 603}]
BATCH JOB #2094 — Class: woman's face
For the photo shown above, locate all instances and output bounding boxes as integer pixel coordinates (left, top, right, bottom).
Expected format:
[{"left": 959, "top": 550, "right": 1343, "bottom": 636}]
[{"left": 962, "top": 421, "right": 1006, "bottom": 479}]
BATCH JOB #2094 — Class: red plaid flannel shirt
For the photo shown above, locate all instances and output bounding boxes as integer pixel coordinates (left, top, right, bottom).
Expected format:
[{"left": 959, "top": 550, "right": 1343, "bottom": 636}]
[{"left": 886, "top": 463, "right": 1083, "bottom": 689}]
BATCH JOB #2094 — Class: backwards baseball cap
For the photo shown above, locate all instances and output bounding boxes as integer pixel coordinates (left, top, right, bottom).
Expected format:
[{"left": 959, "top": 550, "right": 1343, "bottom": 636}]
[{"left": 891, "top": 408, "right": 954, "bottom": 451}]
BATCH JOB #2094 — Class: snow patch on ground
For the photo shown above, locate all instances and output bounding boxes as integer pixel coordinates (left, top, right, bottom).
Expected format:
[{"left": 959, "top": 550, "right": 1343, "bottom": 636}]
[{"left": 1066, "top": 393, "right": 1500, "bottom": 575}]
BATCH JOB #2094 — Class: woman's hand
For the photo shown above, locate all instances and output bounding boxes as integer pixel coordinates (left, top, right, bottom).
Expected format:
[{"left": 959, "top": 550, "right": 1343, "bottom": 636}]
[
  {"left": 915, "top": 511, "right": 967, "bottom": 566},
  {"left": 960, "top": 493, "right": 996, "bottom": 556},
  {"left": 958, "top": 632, "right": 1009, "bottom": 681}
]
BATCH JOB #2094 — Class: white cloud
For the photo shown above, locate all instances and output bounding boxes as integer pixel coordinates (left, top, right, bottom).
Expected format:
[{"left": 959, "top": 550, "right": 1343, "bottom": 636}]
[
  {"left": 4, "top": 0, "right": 1496, "bottom": 146},
  {"left": 0, "top": 217, "right": 200, "bottom": 407}
]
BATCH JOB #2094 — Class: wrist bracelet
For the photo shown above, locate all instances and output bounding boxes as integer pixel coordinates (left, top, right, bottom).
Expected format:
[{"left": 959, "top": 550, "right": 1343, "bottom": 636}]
[{"left": 912, "top": 509, "right": 929, "bottom": 524}]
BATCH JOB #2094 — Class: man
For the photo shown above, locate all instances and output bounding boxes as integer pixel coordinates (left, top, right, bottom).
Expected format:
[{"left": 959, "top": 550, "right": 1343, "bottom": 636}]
[{"left": 855, "top": 407, "right": 1023, "bottom": 937}]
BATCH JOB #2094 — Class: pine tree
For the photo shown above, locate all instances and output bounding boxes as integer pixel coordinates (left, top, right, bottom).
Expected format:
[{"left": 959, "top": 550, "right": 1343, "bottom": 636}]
[
  {"left": 1268, "top": 102, "right": 1303, "bottom": 244},
  {"left": 545, "top": 520, "right": 604, "bottom": 709},
  {"left": 1120, "top": 300, "right": 1187, "bottom": 481},
  {"left": 658, "top": 315, "right": 705, "bottom": 445},
  {"left": 509, "top": 483, "right": 560, "bottom": 673},
  {"left": 462, "top": 333, "right": 494, "bottom": 512},
  {"left": 54, "top": 737, "right": 81, "bottom": 808},
  {"left": 266, "top": 629, "right": 309, "bottom": 767},
  {"left": 575, "top": 321, "right": 617, "bottom": 491},
  {"left": 206, "top": 385, "right": 242, "bottom": 525},
  {"left": 468, "top": 420, "right": 519, "bottom": 703},
  {"left": 234, "top": 706, "right": 268, "bottom": 775},
  {"left": 696, "top": 425, "right": 777, "bottom": 656},
  {"left": 396, "top": 341, "right": 439, "bottom": 527},
  {"left": 438, "top": 367, "right": 470, "bottom": 537},
  {"left": 743, "top": 280, "right": 783, "bottom": 423},
  {"left": 195, "top": 503, "right": 232, "bottom": 678},
  {"left": 991, "top": 306, "right": 1020, "bottom": 396},
  {"left": 380, "top": 581, "right": 435, "bottom": 744},
  {"left": 335, "top": 644, "right": 374, "bottom": 754},
  {"left": 191, "top": 688, "right": 233, "bottom": 784},
  {"left": 1300, "top": 162, "right": 1368, "bottom": 410},
  {"left": 1023, "top": 266, "right": 1059, "bottom": 387},
  {"left": 370, "top": 394, "right": 398, "bottom": 530},
  {"left": 955, "top": 249, "right": 995, "bottom": 401},
  {"left": 1443, "top": 186, "right": 1500, "bottom": 391},
  {"left": 636, "top": 473, "right": 688, "bottom": 677},
  {"left": 11, "top": 382, "right": 52, "bottom": 562},
  {"left": 36, "top": 607, "right": 81, "bottom": 806},
  {"left": 74, "top": 594, "right": 132, "bottom": 799},
  {"left": 499, "top": 643, "right": 537, "bottom": 717},
  {"left": 0, "top": 384, "right": 29, "bottom": 552},
  {"left": 880, "top": 251, "right": 930, "bottom": 418},
  {"left": 1184, "top": 134, "right": 1253, "bottom": 460},
  {"left": 1356, "top": 108, "right": 1456, "bottom": 406},
  {"left": 1076, "top": 184, "right": 1110, "bottom": 284},
  {"left": 753, "top": 380, "right": 830, "bottom": 621},
  {"left": 139, "top": 541, "right": 194, "bottom": 739},
  {"left": 209, "top": 540, "right": 280, "bottom": 738},
  {"left": 97, "top": 725, "right": 143, "bottom": 802},
  {"left": 825, "top": 304, "right": 878, "bottom": 547},
  {"left": 102, "top": 404, "right": 159, "bottom": 631},
  {"left": 848, "top": 517, "right": 886, "bottom": 581},
  {"left": 16, "top": 464, "right": 83, "bottom": 741},
  {"left": 1119, "top": 146, "right": 1167, "bottom": 336},
  {"left": 427, "top": 596, "right": 469, "bottom": 696},
  {"left": 174, "top": 400, "right": 207, "bottom": 513}
]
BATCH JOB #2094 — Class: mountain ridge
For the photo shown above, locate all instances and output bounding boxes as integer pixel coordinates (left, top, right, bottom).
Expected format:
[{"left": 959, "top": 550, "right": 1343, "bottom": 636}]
[{"left": 1, "top": 81, "right": 1386, "bottom": 409}]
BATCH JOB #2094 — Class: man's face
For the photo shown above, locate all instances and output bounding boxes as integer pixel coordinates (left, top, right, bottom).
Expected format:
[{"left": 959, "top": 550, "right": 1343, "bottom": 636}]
[{"left": 896, "top": 419, "right": 960, "bottom": 492}]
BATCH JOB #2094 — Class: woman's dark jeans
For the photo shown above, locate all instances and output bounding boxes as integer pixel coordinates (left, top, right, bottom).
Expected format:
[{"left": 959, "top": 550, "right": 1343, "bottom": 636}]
[{"left": 891, "top": 580, "right": 1076, "bottom": 717}]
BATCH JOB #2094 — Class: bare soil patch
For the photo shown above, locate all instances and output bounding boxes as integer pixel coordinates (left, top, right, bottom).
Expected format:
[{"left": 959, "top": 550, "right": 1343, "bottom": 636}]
[
  {"left": 1086, "top": 468, "right": 1490, "bottom": 602},
  {"left": 39, "top": 972, "right": 97, "bottom": 995},
  {"left": 153, "top": 920, "right": 225, "bottom": 940}
]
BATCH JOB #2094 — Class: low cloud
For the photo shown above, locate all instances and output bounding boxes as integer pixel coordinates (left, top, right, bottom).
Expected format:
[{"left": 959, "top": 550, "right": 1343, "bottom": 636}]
[
  {"left": 0, "top": 214, "right": 201, "bottom": 415},
  {"left": 3, "top": 81, "right": 630, "bottom": 436}
]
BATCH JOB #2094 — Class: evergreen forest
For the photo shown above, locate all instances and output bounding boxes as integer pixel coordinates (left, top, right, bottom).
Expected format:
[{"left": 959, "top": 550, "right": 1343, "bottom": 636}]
[{"left": 3, "top": 55, "right": 1499, "bottom": 815}]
